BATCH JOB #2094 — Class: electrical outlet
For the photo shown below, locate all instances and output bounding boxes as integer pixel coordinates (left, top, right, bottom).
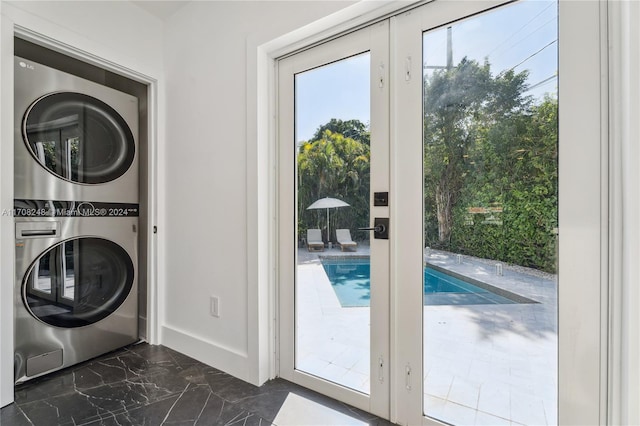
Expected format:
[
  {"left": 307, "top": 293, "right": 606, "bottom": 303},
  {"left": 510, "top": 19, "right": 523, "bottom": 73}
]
[{"left": 210, "top": 296, "right": 220, "bottom": 318}]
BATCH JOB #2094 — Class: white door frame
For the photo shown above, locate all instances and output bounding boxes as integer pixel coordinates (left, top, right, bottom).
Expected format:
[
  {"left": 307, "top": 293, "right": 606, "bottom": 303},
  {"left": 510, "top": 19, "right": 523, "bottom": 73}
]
[
  {"left": 10, "top": 25, "right": 162, "bottom": 346},
  {"left": 270, "top": 0, "right": 609, "bottom": 424},
  {"left": 0, "top": 24, "right": 159, "bottom": 405},
  {"left": 391, "top": 1, "right": 608, "bottom": 424}
]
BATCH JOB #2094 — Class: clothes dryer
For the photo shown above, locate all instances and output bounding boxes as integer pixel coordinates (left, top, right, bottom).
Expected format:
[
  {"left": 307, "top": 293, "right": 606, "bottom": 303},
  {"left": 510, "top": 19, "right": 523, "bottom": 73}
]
[
  {"left": 14, "top": 210, "right": 138, "bottom": 384},
  {"left": 14, "top": 56, "right": 138, "bottom": 203}
]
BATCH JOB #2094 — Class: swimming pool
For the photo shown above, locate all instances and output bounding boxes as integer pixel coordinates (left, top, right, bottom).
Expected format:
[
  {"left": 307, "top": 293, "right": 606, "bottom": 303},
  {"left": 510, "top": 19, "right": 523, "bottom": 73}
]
[{"left": 320, "top": 257, "right": 524, "bottom": 307}]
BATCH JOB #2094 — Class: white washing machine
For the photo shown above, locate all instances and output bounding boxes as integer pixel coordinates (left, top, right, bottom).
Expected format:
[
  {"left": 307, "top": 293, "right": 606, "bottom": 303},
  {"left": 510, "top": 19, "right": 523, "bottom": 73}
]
[
  {"left": 14, "top": 56, "right": 138, "bottom": 203},
  {"left": 14, "top": 214, "right": 138, "bottom": 384}
]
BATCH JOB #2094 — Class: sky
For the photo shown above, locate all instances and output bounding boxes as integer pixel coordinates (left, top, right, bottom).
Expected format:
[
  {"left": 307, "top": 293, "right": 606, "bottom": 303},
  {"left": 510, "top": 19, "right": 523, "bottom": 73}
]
[
  {"left": 295, "top": 53, "right": 370, "bottom": 143},
  {"left": 294, "top": 0, "right": 557, "bottom": 143},
  {"left": 423, "top": 0, "right": 557, "bottom": 94}
]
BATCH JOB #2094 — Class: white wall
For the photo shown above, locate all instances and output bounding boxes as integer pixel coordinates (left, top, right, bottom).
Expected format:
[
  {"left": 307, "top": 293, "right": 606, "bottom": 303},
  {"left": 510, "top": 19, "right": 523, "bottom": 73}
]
[
  {"left": 0, "top": 0, "right": 164, "bottom": 407},
  {"left": 0, "top": 0, "right": 356, "bottom": 405},
  {"left": 161, "top": 1, "right": 353, "bottom": 384}
]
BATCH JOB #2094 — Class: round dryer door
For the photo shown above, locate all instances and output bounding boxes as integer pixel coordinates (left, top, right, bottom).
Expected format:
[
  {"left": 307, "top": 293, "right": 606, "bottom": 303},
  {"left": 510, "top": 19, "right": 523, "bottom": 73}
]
[
  {"left": 23, "top": 237, "right": 135, "bottom": 328},
  {"left": 22, "top": 92, "right": 135, "bottom": 184}
]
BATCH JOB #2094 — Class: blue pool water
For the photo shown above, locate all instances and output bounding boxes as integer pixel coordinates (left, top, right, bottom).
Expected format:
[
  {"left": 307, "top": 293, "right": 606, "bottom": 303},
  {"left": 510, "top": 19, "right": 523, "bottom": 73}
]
[{"left": 321, "top": 258, "right": 517, "bottom": 307}]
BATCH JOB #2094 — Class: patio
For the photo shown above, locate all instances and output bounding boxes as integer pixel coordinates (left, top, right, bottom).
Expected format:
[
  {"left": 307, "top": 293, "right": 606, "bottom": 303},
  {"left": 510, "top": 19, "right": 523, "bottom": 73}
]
[{"left": 296, "top": 245, "right": 557, "bottom": 425}]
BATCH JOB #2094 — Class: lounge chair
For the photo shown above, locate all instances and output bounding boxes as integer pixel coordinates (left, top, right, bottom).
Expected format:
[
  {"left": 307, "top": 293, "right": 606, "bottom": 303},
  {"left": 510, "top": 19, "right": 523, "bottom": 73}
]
[
  {"left": 306, "top": 229, "right": 324, "bottom": 252},
  {"left": 336, "top": 229, "right": 357, "bottom": 251}
]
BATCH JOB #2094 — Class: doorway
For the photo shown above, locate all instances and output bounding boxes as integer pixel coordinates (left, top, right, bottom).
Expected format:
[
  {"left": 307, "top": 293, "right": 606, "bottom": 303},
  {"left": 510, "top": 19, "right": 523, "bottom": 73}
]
[{"left": 277, "top": 1, "right": 605, "bottom": 424}]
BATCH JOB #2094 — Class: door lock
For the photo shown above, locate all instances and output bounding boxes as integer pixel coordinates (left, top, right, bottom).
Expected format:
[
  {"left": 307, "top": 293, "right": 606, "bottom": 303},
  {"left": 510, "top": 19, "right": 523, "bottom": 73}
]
[
  {"left": 358, "top": 217, "right": 389, "bottom": 239},
  {"left": 374, "top": 192, "right": 389, "bottom": 206}
]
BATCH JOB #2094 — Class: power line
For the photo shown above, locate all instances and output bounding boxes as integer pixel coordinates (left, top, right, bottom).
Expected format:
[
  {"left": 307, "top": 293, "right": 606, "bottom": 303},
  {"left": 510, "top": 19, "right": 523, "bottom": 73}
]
[
  {"left": 487, "top": 2, "right": 555, "bottom": 58},
  {"left": 491, "top": 16, "right": 558, "bottom": 64},
  {"left": 499, "top": 39, "right": 557, "bottom": 77},
  {"left": 526, "top": 73, "right": 557, "bottom": 92}
]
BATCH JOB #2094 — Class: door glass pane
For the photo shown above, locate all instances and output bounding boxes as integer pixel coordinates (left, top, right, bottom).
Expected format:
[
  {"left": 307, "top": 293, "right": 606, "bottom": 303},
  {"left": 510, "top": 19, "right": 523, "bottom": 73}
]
[
  {"left": 62, "top": 241, "right": 76, "bottom": 300},
  {"left": 295, "top": 52, "right": 371, "bottom": 393},
  {"left": 66, "top": 137, "right": 81, "bottom": 182},
  {"left": 34, "top": 138, "right": 59, "bottom": 176},
  {"left": 31, "top": 252, "right": 53, "bottom": 295},
  {"left": 422, "top": 2, "right": 558, "bottom": 424},
  {"left": 23, "top": 92, "right": 135, "bottom": 184}
]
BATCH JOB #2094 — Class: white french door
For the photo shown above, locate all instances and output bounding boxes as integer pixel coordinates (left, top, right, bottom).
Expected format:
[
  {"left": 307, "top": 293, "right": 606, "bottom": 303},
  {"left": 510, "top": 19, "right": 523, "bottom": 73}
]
[
  {"left": 278, "top": 21, "right": 390, "bottom": 416},
  {"left": 393, "top": 1, "right": 604, "bottom": 424},
  {"left": 278, "top": 1, "right": 605, "bottom": 424}
]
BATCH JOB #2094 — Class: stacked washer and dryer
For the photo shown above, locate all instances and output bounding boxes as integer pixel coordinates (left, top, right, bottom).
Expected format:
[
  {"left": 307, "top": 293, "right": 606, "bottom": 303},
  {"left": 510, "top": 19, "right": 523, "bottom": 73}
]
[{"left": 13, "top": 56, "right": 140, "bottom": 383}]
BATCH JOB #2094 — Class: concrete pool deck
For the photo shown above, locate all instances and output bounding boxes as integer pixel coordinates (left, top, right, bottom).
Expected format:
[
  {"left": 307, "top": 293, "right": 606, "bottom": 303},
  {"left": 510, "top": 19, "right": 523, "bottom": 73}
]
[{"left": 296, "top": 245, "right": 557, "bottom": 425}]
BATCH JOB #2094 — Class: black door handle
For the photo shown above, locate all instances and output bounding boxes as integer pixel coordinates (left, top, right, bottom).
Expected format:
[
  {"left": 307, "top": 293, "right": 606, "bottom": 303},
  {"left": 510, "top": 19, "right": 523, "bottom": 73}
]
[
  {"left": 358, "top": 225, "right": 386, "bottom": 233},
  {"left": 359, "top": 218, "right": 389, "bottom": 239}
]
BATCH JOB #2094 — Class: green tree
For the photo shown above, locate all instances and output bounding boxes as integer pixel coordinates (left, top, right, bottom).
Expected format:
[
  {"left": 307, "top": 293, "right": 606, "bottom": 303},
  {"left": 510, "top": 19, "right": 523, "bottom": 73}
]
[
  {"left": 297, "top": 66, "right": 558, "bottom": 273},
  {"left": 424, "top": 56, "right": 558, "bottom": 272},
  {"left": 311, "top": 119, "right": 370, "bottom": 146},
  {"left": 502, "top": 97, "right": 558, "bottom": 271},
  {"left": 447, "top": 96, "right": 558, "bottom": 272},
  {"left": 424, "top": 58, "right": 495, "bottom": 245},
  {"left": 297, "top": 123, "right": 370, "bottom": 243}
]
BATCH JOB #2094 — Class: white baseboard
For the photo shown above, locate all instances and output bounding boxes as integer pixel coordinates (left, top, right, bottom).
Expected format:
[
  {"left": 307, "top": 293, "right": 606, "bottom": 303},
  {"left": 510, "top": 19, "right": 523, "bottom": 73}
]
[{"left": 160, "top": 325, "right": 254, "bottom": 385}]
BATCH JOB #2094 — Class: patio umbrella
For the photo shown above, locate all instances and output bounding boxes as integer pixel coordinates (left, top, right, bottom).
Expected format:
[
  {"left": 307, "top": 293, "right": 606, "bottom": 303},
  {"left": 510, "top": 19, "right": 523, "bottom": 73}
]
[{"left": 306, "top": 197, "right": 350, "bottom": 243}]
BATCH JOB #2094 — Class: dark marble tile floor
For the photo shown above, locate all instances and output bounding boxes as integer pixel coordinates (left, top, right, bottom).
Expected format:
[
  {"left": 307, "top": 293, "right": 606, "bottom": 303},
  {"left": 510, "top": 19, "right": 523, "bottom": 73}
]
[{"left": 0, "top": 343, "right": 395, "bottom": 426}]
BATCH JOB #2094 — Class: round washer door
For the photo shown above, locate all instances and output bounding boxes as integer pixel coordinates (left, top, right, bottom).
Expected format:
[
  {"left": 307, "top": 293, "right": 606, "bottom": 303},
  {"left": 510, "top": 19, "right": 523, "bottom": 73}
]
[
  {"left": 23, "top": 237, "right": 135, "bottom": 328},
  {"left": 23, "top": 92, "right": 135, "bottom": 184}
]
